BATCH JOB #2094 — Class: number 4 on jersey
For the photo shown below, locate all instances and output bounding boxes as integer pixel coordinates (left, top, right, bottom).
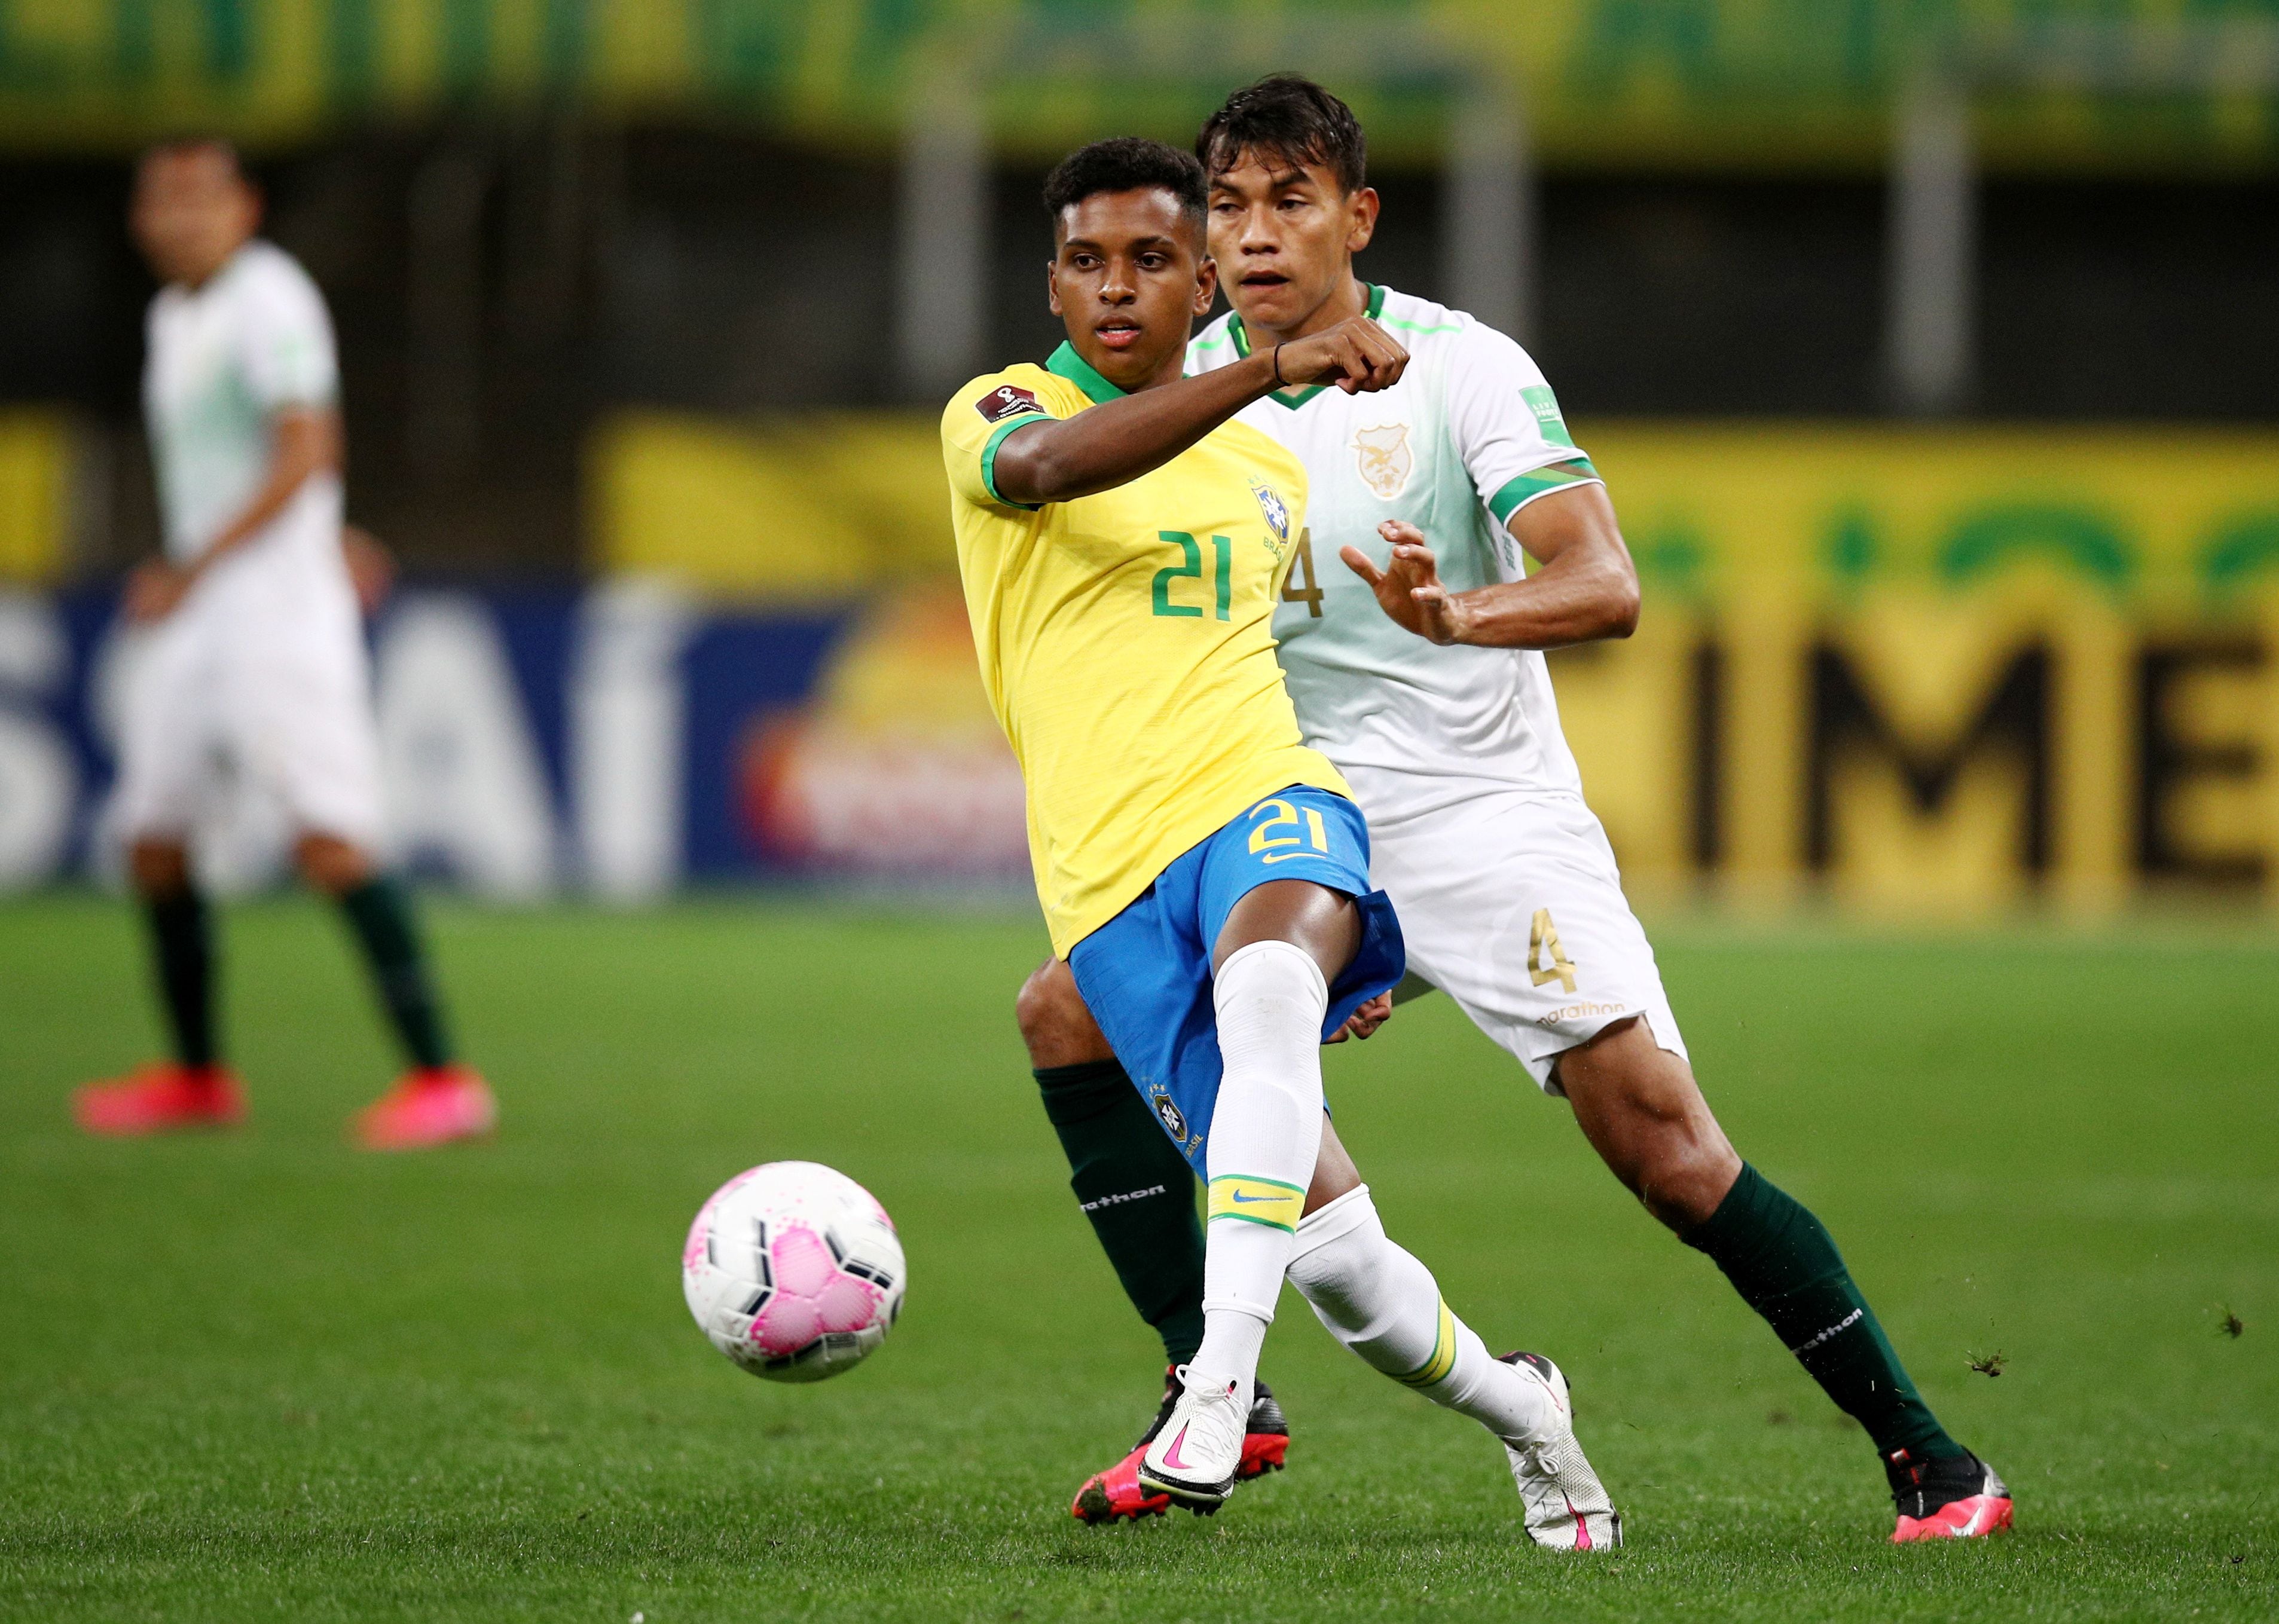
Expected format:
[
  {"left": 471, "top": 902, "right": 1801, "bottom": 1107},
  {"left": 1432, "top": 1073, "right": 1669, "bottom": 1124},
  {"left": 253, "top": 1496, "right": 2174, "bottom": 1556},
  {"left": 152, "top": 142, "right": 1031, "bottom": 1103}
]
[
  {"left": 1528, "top": 909, "right": 1578, "bottom": 993},
  {"left": 1280, "top": 527, "right": 1324, "bottom": 617}
]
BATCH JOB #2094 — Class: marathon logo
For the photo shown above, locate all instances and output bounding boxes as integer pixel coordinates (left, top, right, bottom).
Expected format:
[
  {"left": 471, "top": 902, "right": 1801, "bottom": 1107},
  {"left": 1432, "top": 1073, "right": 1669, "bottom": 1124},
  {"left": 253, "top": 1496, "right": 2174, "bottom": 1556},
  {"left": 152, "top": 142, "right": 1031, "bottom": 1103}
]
[
  {"left": 1788, "top": 1307, "right": 1865, "bottom": 1356},
  {"left": 975, "top": 383, "right": 1047, "bottom": 424},
  {"left": 1079, "top": 1183, "right": 1171, "bottom": 1213}
]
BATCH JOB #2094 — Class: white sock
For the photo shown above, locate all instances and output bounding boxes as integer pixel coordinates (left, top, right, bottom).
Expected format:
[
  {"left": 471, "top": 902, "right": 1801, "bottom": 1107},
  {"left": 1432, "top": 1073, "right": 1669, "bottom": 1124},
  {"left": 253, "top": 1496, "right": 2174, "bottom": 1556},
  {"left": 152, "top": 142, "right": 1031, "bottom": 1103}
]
[
  {"left": 1188, "top": 940, "right": 1328, "bottom": 1405},
  {"left": 1286, "top": 1184, "right": 1558, "bottom": 1446}
]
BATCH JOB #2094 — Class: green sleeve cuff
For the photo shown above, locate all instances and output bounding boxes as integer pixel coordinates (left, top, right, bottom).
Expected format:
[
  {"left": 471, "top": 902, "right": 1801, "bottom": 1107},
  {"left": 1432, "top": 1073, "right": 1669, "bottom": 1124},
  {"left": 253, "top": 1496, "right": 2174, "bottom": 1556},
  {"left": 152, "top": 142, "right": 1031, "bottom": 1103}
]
[
  {"left": 1487, "top": 457, "right": 1599, "bottom": 525},
  {"left": 981, "top": 415, "right": 1047, "bottom": 510}
]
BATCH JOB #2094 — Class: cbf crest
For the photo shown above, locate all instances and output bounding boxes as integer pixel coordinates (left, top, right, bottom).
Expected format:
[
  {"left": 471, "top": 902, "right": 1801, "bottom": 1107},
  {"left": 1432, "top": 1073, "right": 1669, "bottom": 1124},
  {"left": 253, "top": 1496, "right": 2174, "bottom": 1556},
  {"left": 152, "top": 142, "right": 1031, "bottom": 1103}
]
[
  {"left": 1354, "top": 422, "right": 1413, "bottom": 500},
  {"left": 1149, "top": 1087, "right": 1201, "bottom": 1157},
  {"left": 1249, "top": 479, "right": 1292, "bottom": 561}
]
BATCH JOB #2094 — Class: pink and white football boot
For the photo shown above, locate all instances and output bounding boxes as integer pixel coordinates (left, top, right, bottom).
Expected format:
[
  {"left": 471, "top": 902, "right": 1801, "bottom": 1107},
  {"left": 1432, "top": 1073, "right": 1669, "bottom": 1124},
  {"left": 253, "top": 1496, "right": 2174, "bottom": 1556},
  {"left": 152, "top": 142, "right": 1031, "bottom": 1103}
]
[
  {"left": 1498, "top": 1351, "right": 1624, "bottom": 1551},
  {"left": 1137, "top": 1367, "right": 1250, "bottom": 1511},
  {"left": 353, "top": 1065, "right": 497, "bottom": 1150},
  {"left": 1887, "top": 1448, "right": 2015, "bottom": 1542},
  {"left": 1072, "top": 1367, "right": 1288, "bottom": 1524},
  {"left": 73, "top": 1062, "right": 245, "bottom": 1136}
]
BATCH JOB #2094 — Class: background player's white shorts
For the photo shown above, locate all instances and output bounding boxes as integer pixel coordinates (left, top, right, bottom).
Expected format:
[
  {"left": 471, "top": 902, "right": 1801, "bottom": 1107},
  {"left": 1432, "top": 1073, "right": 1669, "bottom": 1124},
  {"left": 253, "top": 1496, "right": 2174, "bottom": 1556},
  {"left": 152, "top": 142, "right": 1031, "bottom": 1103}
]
[
  {"left": 1349, "top": 767, "right": 1687, "bottom": 1096},
  {"left": 112, "top": 600, "right": 386, "bottom": 854}
]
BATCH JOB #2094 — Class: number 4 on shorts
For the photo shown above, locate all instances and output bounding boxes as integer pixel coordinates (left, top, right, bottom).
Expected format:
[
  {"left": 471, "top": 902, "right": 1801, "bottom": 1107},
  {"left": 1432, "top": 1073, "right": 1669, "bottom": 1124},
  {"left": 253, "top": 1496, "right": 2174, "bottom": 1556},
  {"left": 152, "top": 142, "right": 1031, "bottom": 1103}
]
[{"left": 1528, "top": 909, "right": 1578, "bottom": 993}]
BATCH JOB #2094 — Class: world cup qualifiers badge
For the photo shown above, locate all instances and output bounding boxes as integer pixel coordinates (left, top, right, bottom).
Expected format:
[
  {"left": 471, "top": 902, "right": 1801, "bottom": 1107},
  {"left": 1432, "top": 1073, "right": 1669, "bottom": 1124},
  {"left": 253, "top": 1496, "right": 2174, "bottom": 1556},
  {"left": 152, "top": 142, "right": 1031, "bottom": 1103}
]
[{"left": 975, "top": 384, "right": 1045, "bottom": 424}]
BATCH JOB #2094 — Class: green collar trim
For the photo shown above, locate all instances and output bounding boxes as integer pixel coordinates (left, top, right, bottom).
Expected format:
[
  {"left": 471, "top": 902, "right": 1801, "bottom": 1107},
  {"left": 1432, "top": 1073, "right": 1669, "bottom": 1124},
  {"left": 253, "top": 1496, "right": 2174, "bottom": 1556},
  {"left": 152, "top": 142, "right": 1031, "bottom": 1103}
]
[
  {"left": 1046, "top": 341, "right": 1126, "bottom": 405},
  {"left": 1225, "top": 283, "right": 1382, "bottom": 410}
]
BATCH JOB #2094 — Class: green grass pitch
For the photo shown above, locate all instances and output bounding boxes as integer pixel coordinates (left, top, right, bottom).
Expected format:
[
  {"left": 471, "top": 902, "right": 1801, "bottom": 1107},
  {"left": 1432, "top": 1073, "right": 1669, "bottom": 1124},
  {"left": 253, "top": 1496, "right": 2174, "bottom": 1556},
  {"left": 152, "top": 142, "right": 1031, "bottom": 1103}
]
[{"left": 2, "top": 893, "right": 2273, "bottom": 1621}]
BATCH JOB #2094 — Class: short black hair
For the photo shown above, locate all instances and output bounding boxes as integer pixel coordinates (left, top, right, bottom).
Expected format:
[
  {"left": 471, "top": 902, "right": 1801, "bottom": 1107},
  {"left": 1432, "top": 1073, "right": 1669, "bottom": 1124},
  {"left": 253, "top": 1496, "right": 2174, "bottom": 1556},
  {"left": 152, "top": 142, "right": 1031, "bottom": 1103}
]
[
  {"left": 1197, "top": 74, "right": 1367, "bottom": 194},
  {"left": 140, "top": 135, "right": 246, "bottom": 176},
  {"left": 1042, "top": 137, "right": 1208, "bottom": 238}
]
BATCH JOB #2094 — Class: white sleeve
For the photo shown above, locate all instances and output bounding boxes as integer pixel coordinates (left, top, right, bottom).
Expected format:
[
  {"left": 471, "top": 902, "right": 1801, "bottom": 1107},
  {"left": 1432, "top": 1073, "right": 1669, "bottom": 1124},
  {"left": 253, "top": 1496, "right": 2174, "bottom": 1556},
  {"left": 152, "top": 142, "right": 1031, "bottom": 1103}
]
[
  {"left": 1443, "top": 323, "right": 1600, "bottom": 532},
  {"left": 236, "top": 254, "right": 340, "bottom": 413}
]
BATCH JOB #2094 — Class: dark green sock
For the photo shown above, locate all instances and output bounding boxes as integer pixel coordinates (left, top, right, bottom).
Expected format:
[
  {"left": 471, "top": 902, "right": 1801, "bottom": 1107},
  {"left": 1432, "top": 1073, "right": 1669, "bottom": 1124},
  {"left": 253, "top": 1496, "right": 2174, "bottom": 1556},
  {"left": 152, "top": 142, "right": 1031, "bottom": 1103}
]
[
  {"left": 1685, "top": 1163, "right": 1962, "bottom": 1461},
  {"left": 1037, "top": 1059, "right": 1206, "bottom": 1366},
  {"left": 143, "top": 889, "right": 218, "bottom": 1068},
  {"left": 337, "top": 878, "right": 453, "bottom": 1071}
]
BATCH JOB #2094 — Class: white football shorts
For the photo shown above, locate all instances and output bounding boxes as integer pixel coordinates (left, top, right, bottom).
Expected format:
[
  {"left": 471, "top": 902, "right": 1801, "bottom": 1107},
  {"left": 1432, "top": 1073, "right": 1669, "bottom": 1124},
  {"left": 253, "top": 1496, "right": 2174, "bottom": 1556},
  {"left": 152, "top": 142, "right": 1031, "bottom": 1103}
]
[
  {"left": 113, "top": 596, "right": 385, "bottom": 853},
  {"left": 1348, "top": 766, "right": 1687, "bottom": 1096}
]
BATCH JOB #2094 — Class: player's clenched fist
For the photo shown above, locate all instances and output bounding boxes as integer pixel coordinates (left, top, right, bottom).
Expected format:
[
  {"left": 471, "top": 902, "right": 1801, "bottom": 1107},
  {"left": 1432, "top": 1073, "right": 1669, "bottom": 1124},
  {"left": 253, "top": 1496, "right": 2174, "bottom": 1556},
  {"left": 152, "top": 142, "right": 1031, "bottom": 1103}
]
[
  {"left": 1272, "top": 315, "right": 1407, "bottom": 394},
  {"left": 1342, "top": 520, "right": 1467, "bottom": 645}
]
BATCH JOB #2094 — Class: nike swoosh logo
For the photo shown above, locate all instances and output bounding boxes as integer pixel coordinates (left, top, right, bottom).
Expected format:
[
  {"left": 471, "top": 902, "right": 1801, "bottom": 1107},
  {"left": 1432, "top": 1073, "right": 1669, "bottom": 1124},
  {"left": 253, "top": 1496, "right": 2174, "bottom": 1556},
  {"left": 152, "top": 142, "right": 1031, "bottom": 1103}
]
[
  {"left": 1162, "top": 1422, "right": 1192, "bottom": 1471},
  {"left": 1229, "top": 1191, "right": 1281, "bottom": 1204},
  {"left": 1567, "top": 1495, "right": 1592, "bottom": 1553},
  {"left": 1258, "top": 852, "right": 1318, "bottom": 864}
]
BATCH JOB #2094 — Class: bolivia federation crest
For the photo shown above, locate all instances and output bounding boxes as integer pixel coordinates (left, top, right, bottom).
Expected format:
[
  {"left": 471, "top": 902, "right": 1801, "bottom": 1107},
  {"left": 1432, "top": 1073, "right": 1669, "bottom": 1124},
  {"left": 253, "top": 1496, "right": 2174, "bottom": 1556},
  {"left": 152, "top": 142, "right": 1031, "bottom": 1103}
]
[{"left": 1354, "top": 422, "right": 1413, "bottom": 500}]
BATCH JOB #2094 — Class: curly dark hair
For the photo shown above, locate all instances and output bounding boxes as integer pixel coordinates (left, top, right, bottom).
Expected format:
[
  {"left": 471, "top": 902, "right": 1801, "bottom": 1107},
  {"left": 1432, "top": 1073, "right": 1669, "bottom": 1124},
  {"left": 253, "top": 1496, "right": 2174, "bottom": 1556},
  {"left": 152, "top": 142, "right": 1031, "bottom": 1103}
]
[
  {"left": 1197, "top": 74, "right": 1367, "bottom": 194},
  {"left": 1041, "top": 136, "right": 1208, "bottom": 237}
]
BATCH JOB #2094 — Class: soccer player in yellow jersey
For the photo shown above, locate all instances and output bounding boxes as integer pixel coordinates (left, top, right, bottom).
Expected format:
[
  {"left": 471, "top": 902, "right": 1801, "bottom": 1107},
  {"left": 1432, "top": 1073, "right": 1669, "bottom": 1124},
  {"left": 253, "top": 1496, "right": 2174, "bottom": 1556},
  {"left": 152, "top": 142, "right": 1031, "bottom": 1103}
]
[{"left": 941, "top": 137, "right": 1620, "bottom": 1535}]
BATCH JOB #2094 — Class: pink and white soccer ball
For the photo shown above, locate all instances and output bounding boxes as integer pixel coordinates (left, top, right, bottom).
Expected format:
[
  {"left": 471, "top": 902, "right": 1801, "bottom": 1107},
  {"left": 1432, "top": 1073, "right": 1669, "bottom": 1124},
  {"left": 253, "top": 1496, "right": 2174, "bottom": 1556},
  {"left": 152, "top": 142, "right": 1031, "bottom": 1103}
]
[{"left": 682, "top": 1161, "right": 906, "bottom": 1383}]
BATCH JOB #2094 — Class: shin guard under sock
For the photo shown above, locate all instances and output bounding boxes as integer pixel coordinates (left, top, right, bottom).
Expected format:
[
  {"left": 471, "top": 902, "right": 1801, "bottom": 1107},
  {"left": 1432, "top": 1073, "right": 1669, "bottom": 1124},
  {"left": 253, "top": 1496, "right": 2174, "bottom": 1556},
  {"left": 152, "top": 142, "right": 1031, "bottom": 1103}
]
[
  {"left": 143, "top": 889, "right": 217, "bottom": 1068},
  {"left": 1035, "top": 1058, "right": 1207, "bottom": 1366},
  {"left": 1684, "top": 1163, "right": 1960, "bottom": 1460},
  {"left": 338, "top": 877, "right": 453, "bottom": 1071},
  {"left": 1287, "top": 1185, "right": 1557, "bottom": 1445},
  {"left": 1193, "top": 940, "right": 1328, "bottom": 1399}
]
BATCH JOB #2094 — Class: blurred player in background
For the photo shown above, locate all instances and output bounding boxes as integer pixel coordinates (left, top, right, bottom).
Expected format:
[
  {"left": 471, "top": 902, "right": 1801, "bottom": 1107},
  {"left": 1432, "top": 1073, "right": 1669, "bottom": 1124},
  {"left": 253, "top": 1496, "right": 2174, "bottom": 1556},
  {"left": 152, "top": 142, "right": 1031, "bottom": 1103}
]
[
  {"left": 71, "top": 139, "right": 496, "bottom": 1151},
  {"left": 946, "top": 136, "right": 1620, "bottom": 1546},
  {"left": 1029, "top": 78, "right": 2011, "bottom": 1544}
]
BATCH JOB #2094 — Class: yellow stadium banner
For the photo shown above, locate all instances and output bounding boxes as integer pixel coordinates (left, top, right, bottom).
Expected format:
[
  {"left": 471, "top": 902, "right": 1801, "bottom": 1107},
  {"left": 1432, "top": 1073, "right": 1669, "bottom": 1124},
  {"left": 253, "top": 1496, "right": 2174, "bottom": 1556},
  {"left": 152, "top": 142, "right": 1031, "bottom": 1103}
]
[
  {"left": 2, "top": 0, "right": 2275, "bottom": 174},
  {"left": 595, "top": 412, "right": 2279, "bottom": 911},
  {"left": 0, "top": 412, "right": 69, "bottom": 585}
]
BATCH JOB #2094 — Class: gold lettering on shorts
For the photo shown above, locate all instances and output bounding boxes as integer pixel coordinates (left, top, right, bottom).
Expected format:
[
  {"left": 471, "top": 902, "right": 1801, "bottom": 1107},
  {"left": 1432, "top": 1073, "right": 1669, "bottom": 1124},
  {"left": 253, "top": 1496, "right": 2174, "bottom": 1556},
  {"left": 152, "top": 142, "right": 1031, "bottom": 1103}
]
[{"left": 1528, "top": 909, "right": 1578, "bottom": 994}]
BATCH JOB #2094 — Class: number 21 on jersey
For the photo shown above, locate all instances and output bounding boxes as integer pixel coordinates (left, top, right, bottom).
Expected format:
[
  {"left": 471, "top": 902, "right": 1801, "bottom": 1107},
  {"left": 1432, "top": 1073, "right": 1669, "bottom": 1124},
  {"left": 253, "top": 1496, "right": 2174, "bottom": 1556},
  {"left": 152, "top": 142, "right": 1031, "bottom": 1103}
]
[{"left": 1153, "top": 530, "right": 1233, "bottom": 620}]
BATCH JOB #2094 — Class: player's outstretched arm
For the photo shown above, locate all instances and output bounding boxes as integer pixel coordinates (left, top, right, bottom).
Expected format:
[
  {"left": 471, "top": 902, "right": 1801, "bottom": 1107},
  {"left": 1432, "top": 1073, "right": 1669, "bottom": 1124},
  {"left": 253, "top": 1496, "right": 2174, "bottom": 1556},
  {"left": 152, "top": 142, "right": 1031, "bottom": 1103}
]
[
  {"left": 1339, "top": 488, "right": 1640, "bottom": 650},
  {"left": 992, "top": 317, "right": 1406, "bottom": 506}
]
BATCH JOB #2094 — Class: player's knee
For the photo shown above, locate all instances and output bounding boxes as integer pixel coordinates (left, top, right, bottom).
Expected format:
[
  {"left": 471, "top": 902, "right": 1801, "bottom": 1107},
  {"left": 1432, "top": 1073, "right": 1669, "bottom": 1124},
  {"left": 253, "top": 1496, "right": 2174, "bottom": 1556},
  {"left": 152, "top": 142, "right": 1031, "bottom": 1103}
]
[
  {"left": 1565, "top": 1032, "right": 1738, "bottom": 1231},
  {"left": 128, "top": 839, "right": 190, "bottom": 897},
  {"left": 1629, "top": 1111, "right": 1740, "bottom": 1232},
  {"left": 1015, "top": 958, "right": 1111, "bottom": 1068},
  {"left": 294, "top": 834, "right": 371, "bottom": 896},
  {"left": 1214, "top": 880, "right": 1360, "bottom": 984}
]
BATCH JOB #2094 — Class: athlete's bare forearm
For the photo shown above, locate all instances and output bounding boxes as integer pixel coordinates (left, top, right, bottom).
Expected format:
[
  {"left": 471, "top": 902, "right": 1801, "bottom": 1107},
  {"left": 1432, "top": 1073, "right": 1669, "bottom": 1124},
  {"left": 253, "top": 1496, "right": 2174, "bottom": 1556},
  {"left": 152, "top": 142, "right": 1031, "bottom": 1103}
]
[
  {"left": 1453, "top": 482, "right": 1639, "bottom": 649},
  {"left": 125, "top": 408, "right": 343, "bottom": 623},
  {"left": 992, "top": 316, "right": 1407, "bottom": 506},
  {"left": 1343, "top": 485, "right": 1639, "bottom": 652},
  {"left": 192, "top": 408, "right": 340, "bottom": 571},
  {"left": 991, "top": 354, "right": 1281, "bottom": 505},
  {"left": 1435, "top": 546, "right": 1640, "bottom": 650}
]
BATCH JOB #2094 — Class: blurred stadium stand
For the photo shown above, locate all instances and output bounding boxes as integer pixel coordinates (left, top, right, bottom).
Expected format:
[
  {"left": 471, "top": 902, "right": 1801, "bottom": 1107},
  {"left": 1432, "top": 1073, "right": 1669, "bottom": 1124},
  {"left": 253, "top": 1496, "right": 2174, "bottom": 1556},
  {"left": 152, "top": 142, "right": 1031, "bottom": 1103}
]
[{"left": 2, "top": 1, "right": 2277, "bottom": 905}]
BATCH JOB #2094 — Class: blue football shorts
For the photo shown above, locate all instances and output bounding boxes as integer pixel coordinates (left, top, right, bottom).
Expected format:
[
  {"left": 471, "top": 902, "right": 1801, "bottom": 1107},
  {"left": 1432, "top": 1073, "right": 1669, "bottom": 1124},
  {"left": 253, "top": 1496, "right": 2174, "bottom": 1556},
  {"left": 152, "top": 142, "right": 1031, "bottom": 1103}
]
[{"left": 1067, "top": 785, "right": 1406, "bottom": 1170}]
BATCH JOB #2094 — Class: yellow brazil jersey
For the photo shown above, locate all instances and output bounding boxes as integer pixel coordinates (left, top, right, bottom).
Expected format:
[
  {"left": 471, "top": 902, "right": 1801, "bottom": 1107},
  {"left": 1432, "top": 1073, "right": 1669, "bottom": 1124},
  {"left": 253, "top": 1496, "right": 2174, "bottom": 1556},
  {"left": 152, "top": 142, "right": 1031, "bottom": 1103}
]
[{"left": 943, "top": 341, "right": 1350, "bottom": 957}]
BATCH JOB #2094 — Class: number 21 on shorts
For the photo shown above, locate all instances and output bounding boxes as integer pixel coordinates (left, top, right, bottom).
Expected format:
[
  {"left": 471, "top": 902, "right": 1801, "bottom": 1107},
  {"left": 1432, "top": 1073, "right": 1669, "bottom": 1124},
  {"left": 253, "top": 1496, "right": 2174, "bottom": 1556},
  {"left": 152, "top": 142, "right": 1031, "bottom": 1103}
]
[{"left": 1248, "top": 797, "right": 1330, "bottom": 864}]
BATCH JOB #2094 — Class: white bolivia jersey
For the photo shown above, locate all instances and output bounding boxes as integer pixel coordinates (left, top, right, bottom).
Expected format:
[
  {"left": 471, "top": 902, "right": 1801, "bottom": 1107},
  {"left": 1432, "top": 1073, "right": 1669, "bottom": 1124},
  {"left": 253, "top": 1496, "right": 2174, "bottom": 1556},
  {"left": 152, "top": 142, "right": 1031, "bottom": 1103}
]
[
  {"left": 122, "top": 240, "right": 381, "bottom": 854},
  {"left": 143, "top": 239, "right": 348, "bottom": 621},
  {"left": 1187, "top": 285, "right": 1602, "bottom": 808}
]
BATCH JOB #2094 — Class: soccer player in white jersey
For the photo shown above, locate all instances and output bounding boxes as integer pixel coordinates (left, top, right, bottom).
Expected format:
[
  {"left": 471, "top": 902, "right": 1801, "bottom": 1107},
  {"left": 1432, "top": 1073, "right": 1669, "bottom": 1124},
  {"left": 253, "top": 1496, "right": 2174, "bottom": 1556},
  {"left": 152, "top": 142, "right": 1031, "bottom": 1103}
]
[
  {"left": 71, "top": 140, "right": 497, "bottom": 1151},
  {"left": 1027, "top": 78, "right": 2012, "bottom": 1545}
]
